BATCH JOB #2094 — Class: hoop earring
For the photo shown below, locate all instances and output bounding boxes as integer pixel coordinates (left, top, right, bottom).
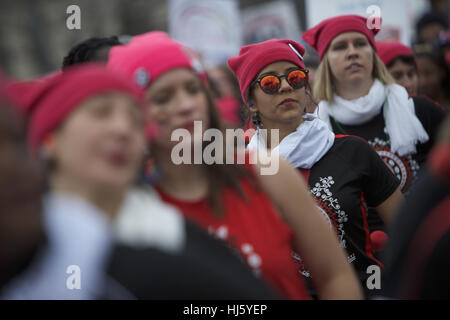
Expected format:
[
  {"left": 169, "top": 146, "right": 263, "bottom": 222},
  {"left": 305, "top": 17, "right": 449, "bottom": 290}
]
[{"left": 38, "top": 146, "right": 56, "bottom": 172}]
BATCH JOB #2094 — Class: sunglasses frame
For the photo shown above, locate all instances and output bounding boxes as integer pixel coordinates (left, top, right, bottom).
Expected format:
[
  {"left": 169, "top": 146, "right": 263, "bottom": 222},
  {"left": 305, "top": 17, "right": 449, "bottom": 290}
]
[{"left": 251, "top": 68, "right": 309, "bottom": 95}]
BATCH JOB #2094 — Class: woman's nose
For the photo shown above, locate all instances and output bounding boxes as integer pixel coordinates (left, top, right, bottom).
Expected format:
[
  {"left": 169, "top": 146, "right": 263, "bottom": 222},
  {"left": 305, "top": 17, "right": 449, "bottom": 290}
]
[
  {"left": 175, "top": 94, "right": 197, "bottom": 116},
  {"left": 279, "top": 77, "right": 292, "bottom": 92},
  {"left": 110, "top": 112, "right": 135, "bottom": 137},
  {"left": 347, "top": 44, "right": 359, "bottom": 58}
]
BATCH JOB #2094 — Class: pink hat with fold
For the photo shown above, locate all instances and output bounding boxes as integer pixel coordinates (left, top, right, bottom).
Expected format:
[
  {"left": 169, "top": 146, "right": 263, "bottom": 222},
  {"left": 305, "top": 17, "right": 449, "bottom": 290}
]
[
  {"left": 227, "top": 39, "right": 306, "bottom": 104},
  {"left": 376, "top": 41, "right": 418, "bottom": 71},
  {"left": 19, "top": 64, "right": 142, "bottom": 154},
  {"left": 302, "top": 14, "right": 381, "bottom": 61},
  {"left": 107, "top": 31, "right": 207, "bottom": 89}
]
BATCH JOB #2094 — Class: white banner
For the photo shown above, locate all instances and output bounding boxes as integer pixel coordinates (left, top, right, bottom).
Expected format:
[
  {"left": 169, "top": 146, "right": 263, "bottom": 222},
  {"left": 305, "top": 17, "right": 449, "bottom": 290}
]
[
  {"left": 305, "top": 0, "right": 429, "bottom": 46},
  {"left": 168, "top": 0, "right": 241, "bottom": 67},
  {"left": 241, "top": 0, "right": 302, "bottom": 45}
]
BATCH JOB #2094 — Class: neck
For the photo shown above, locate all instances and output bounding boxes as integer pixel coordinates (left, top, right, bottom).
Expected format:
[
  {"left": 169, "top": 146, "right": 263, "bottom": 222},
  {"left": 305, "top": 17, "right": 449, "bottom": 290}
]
[
  {"left": 261, "top": 116, "right": 303, "bottom": 149},
  {"left": 51, "top": 174, "right": 125, "bottom": 222},
  {"left": 335, "top": 77, "right": 375, "bottom": 101},
  {"left": 154, "top": 149, "right": 208, "bottom": 200}
]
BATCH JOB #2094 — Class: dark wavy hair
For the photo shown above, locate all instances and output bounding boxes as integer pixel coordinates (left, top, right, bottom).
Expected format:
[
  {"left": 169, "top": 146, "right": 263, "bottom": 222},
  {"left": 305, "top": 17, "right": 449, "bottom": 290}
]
[{"left": 62, "top": 36, "right": 121, "bottom": 69}]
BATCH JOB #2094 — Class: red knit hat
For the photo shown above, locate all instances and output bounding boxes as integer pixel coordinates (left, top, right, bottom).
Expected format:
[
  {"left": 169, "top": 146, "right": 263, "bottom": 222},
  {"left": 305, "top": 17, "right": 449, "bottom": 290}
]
[
  {"left": 227, "top": 39, "right": 306, "bottom": 104},
  {"left": 23, "top": 64, "right": 142, "bottom": 154},
  {"left": 302, "top": 15, "right": 381, "bottom": 61},
  {"left": 3, "top": 79, "right": 42, "bottom": 115},
  {"left": 376, "top": 41, "right": 418, "bottom": 71},
  {"left": 107, "top": 31, "right": 206, "bottom": 89},
  {"left": 214, "top": 96, "right": 241, "bottom": 126}
]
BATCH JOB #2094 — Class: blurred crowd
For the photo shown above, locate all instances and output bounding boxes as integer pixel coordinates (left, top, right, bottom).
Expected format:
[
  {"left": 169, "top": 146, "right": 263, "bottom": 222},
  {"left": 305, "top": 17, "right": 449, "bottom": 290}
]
[{"left": 0, "top": 1, "right": 449, "bottom": 301}]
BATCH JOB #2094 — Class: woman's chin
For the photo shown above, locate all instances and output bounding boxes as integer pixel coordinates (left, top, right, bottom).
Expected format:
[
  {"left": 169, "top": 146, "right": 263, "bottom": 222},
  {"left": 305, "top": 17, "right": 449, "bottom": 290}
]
[
  {"left": 347, "top": 72, "right": 371, "bottom": 83},
  {"left": 88, "top": 171, "right": 136, "bottom": 192},
  {"left": 278, "top": 109, "right": 303, "bottom": 122}
]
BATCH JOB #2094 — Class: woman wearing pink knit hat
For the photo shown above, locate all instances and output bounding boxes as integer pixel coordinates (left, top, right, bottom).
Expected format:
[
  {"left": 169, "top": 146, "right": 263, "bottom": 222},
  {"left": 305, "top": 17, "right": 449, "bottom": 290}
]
[
  {"left": 228, "top": 35, "right": 403, "bottom": 298},
  {"left": 1, "top": 64, "right": 147, "bottom": 298},
  {"left": 303, "top": 15, "right": 446, "bottom": 194},
  {"left": 302, "top": 14, "right": 446, "bottom": 260},
  {"left": 376, "top": 41, "right": 419, "bottom": 96},
  {"left": 108, "top": 31, "right": 363, "bottom": 300}
]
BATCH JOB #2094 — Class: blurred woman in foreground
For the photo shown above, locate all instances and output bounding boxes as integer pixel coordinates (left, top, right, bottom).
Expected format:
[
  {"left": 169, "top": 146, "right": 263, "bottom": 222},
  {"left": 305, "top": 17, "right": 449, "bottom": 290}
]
[{"left": 1, "top": 65, "right": 275, "bottom": 299}]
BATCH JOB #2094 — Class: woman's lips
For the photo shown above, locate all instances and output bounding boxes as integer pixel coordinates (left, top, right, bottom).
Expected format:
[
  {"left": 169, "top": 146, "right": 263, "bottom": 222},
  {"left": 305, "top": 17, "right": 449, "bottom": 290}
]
[
  {"left": 106, "top": 151, "right": 129, "bottom": 167},
  {"left": 279, "top": 98, "right": 297, "bottom": 106},
  {"left": 182, "top": 122, "right": 195, "bottom": 131},
  {"left": 346, "top": 63, "right": 363, "bottom": 71},
  {"left": 177, "top": 121, "right": 196, "bottom": 132}
]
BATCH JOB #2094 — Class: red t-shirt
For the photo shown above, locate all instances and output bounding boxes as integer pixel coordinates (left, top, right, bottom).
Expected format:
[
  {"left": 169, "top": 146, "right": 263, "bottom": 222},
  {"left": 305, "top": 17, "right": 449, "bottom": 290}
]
[{"left": 155, "top": 167, "right": 310, "bottom": 300}]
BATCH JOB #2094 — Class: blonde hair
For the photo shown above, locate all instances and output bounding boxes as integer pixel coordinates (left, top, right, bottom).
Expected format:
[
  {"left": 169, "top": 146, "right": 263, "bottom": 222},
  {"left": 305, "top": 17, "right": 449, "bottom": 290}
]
[{"left": 313, "top": 49, "right": 396, "bottom": 102}]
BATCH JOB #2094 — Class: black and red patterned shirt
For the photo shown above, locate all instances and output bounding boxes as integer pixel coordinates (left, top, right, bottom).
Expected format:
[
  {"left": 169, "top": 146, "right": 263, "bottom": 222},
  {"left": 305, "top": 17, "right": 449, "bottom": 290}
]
[
  {"left": 329, "top": 96, "right": 446, "bottom": 232},
  {"left": 294, "top": 135, "right": 399, "bottom": 290},
  {"left": 330, "top": 96, "right": 445, "bottom": 193}
]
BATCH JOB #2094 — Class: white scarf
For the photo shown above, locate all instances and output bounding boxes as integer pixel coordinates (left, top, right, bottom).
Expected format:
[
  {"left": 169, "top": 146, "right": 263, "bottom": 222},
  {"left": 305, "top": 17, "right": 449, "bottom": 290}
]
[
  {"left": 2, "top": 193, "right": 114, "bottom": 300},
  {"left": 115, "top": 187, "right": 185, "bottom": 253},
  {"left": 318, "top": 79, "right": 429, "bottom": 156},
  {"left": 247, "top": 114, "right": 335, "bottom": 169}
]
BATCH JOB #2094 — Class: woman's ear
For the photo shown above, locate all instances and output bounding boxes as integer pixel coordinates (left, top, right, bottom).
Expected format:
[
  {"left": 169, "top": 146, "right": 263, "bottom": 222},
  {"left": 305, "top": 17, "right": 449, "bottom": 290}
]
[
  {"left": 248, "top": 101, "right": 257, "bottom": 113},
  {"left": 42, "top": 133, "right": 56, "bottom": 155},
  {"left": 305, "top": 88, "right": 318, "bottom": 114},
  {"left": 39, "top": 132, "right": 57, "bottom": 164}
]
